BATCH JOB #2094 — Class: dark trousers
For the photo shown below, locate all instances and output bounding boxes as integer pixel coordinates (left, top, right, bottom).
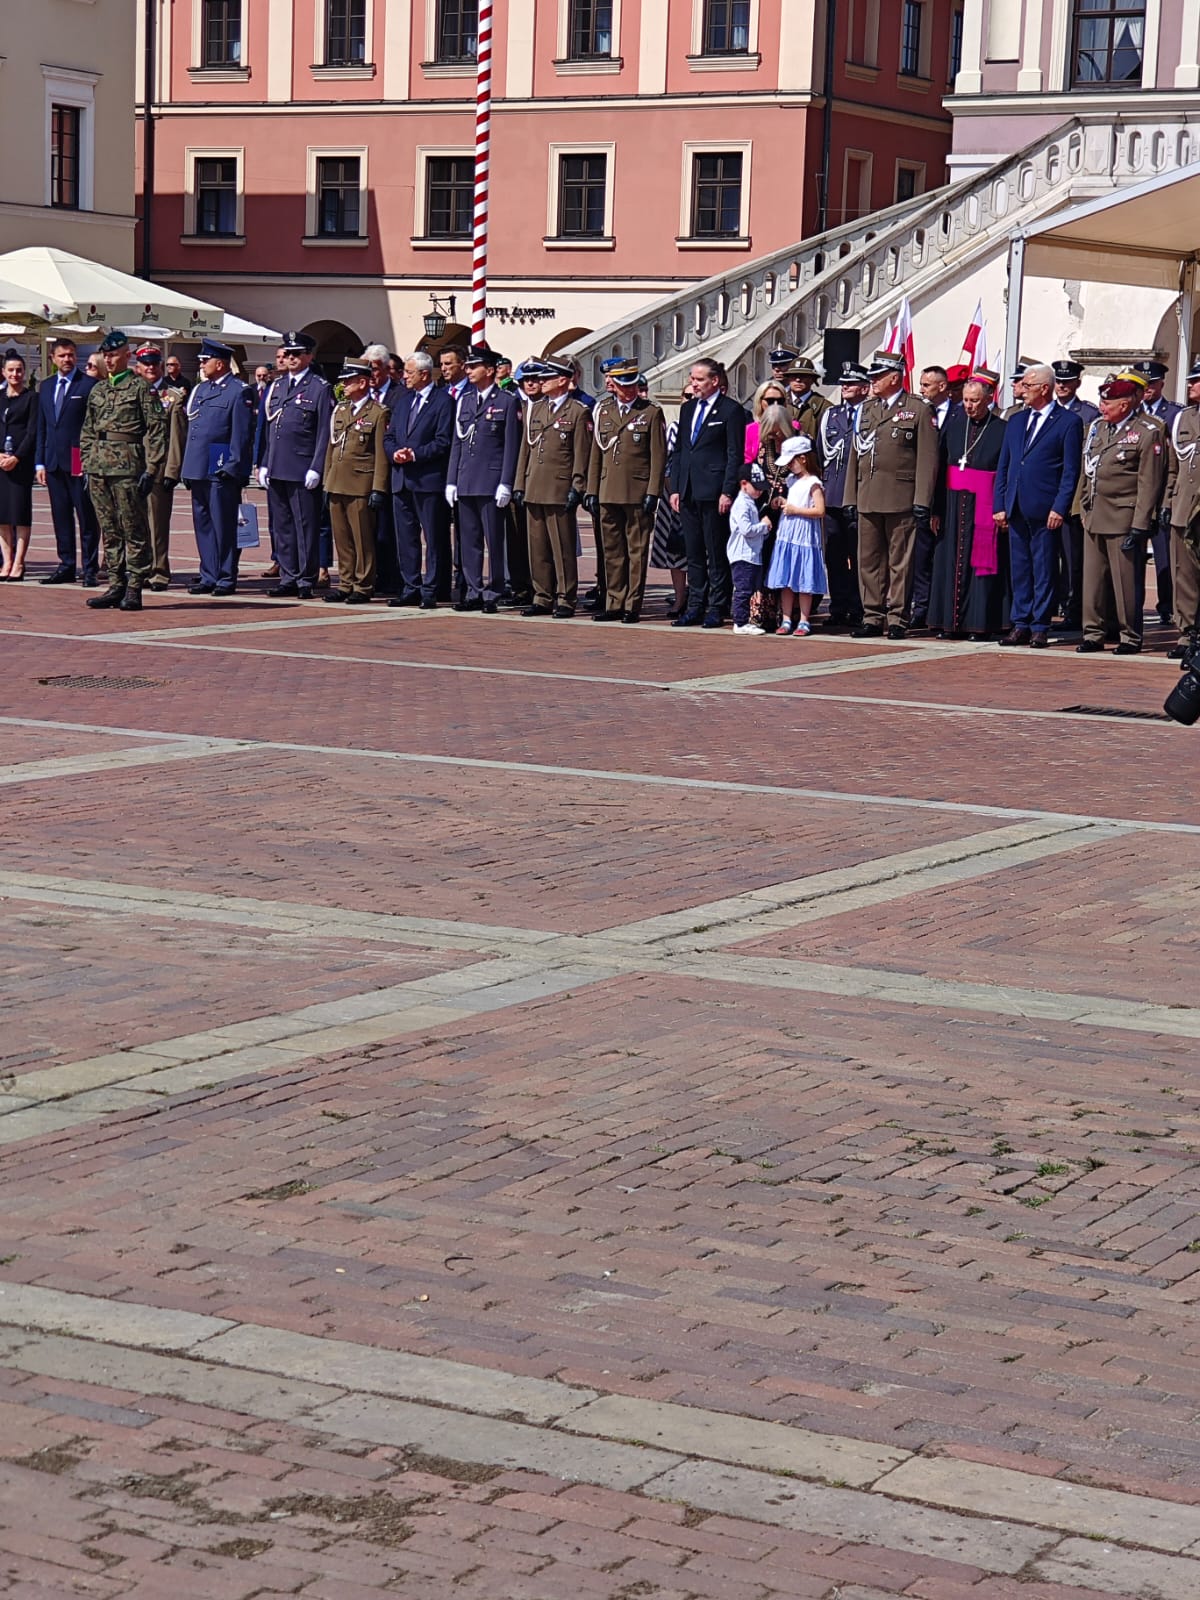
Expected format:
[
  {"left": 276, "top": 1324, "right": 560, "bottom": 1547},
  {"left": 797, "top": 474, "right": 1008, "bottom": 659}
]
[
  {"left": 394, "top": 486, "right": 445, "bottom": 600},
  {"left": 191, "top": 477, "right": 241, "bottom": 589},
  {"left": 458, "top": 495, "right": 506, "bottom": 601},
  {"left": 730, "top": 559, "right": 762, "bottom": 626},
  {"left": 267, "top": 478, "right": 321, "bottom": 587},
  {"left": 505, "top": 502, "right": 532, "bottom": 598},
  {"left": 1058, "top": 514, "right": 1085, "bottom": 625},
  {"left": 1009, "top": 513, "right": 1060, "bottom": 631},
  {"left": 1134, "top": 521, "right": 1174, "bottom": 623},
  {"left": 909, "top": 517, "right": 936, "bottom": 623},
  {"left": 45, "top": 466, "right": 100, "bottom": 576},
  {"left": 680, "top": 494, "right": 731, "bottom": 615},
  {"left": 824, "top": 506, "right": 862, "bottom": 622},
  {"left": 373, "top": 493, "right": 398, "bottom": 594}
]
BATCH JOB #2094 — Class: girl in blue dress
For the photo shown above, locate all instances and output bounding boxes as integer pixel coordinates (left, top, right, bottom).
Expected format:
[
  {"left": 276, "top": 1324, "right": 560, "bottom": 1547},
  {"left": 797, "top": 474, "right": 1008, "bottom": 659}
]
[{"left": 766, "top": 436, "right": 827, "bottom": 636}]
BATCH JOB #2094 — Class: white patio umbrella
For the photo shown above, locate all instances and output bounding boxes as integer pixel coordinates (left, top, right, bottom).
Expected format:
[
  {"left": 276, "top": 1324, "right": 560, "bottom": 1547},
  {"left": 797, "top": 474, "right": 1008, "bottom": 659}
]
[
  {"left": 0, "top": 247, "right": 225, "bottom": 334},
  {"left": 0, "top": 274, "right": 75, "bottom": 325}
]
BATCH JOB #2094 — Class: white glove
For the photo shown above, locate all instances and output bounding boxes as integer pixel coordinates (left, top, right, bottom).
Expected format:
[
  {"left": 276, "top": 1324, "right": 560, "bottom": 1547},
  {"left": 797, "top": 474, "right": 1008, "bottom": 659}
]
[
  {"left": 304, "top": 470, "right": 320, "bottom": 491},
  {"left": 258, "top": 468, "right": 269, "bottom": 488},
  {"left": 445, "top": 484, "right": 458, "bottom": 507},
  {"left": 495, "top": 484, "right": 512, "bottom": 509}
]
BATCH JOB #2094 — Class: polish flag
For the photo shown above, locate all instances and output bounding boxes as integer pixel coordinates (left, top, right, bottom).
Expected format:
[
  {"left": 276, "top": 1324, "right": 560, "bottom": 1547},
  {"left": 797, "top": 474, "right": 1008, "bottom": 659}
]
[
  {"left": 893, "top": 296, "right": 915, "bottom": 389},
  {"left": 882, "top": 315, "right": 895, "bottom": 353},
  {"left": 960, "top": 299, "right": 988, "bottom": 371}
]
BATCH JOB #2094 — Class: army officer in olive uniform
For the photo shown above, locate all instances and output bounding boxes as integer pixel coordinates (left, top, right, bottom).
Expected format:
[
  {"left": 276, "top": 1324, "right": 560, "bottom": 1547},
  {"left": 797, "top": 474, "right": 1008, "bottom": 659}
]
[
  {"left": 323, "top": 360, "right": 391, "bottom": 604},
  {"left": 513, "top": 357, "right": 593, "bottom": 618},
  {"left": 1077, "top": 375, "right": 1167, "bottom": 655},
  {"left": 844, "top": 350, "right": 939, "bottom": 639},
  {"left": 585, "top": 358, "right": 667, "bottom": 623},
  {"left": 1164, "top": 355, "right": 1200, "bottom": 658},
  {"left": 80, "top": 330, "right": 168, "bottom": 610}
]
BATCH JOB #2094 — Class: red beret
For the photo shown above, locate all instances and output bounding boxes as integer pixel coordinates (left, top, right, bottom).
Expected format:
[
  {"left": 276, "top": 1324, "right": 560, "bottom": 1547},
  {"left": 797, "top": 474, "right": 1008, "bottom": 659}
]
[{"left": 1099, "top": 379, "right": 1140, "bottom": 400}]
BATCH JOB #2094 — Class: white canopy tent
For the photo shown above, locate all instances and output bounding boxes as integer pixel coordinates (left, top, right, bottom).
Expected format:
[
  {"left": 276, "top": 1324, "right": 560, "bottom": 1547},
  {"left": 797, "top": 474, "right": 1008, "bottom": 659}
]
[
  {"left": 0, "top": 247, "right": 225, "bottom": 334},
  {"left": 1004, "top": 163, "right": 1200, "bottom": 402},
  {"left": 0, "top": 276, "right": 75, "bottom": 325}
]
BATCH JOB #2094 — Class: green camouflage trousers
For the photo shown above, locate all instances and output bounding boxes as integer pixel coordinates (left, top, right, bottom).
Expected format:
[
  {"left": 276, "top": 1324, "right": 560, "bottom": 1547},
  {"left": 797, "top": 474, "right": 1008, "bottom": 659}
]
[{"left": 89, "top": 476, "right": 151, "bottom": 591}]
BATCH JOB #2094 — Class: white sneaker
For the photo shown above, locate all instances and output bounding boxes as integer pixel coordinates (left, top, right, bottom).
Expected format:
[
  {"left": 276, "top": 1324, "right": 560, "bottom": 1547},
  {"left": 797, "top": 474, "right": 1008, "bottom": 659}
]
[{"left": 733, "top": 622, "right": 765, "bottom": 635}]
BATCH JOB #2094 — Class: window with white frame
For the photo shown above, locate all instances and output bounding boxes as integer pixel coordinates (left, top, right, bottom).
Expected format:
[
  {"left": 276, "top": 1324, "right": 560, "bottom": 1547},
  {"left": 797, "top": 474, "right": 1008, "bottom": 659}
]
[
  {"left": 680, "top": 145, "right": 751, "bottom": 242},
  {"left": 305, "top": 148, "right": 368, "bottom": 240},
  {"left": 324, "top": 0, "right": 367, "bottom": 64},
  {"left": 900, "top": 0, "right": 923, "bottom": 75},
  {"left": 51, "top": 106, "right": 82, "bottom": 209},
  {"left": 425, "top": 156, "right": 473, "bottom": 238},
  {"left": 703, "top": 0, "right": 750, "bottom": 53},
  {"left": 201, "top": 0, "right": 242, "bottom": 66},
  {"left": 894, "top": 160, "right": 925, "bottom": 203},
  {"left": 437, "top": 0, "right": 478, "bottom": 62},
  {"left": 43, "top": 67, "right": 95, "bottom": 212},
  {"left": 559, "top": 153, "right": 606, "bottom": 235},
  {"left": 568, "top": 0, "right": 613, "bottom": 56},
  {"left": 196, "top": 156, "right": 239, "bottom": 234}
]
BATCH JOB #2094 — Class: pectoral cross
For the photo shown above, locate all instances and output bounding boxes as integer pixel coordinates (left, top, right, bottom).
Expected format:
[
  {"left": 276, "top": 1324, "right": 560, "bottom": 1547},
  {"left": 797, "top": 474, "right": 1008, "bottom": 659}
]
[{"left": 958, "top": 453, "right": 968, "bottom": 470}]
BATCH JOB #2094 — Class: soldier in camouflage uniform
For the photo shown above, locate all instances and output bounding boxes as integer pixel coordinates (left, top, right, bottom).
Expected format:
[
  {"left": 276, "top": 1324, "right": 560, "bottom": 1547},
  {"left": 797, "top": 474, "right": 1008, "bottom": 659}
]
[{"left": 80, "top": 330, "right": 168, "bottom": 610}]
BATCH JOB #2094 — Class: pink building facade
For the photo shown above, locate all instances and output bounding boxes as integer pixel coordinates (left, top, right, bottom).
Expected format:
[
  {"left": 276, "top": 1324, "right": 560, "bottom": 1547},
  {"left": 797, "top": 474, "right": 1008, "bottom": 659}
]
[{"left": 138, "top": 0, "right": 958, "bottom": 364}]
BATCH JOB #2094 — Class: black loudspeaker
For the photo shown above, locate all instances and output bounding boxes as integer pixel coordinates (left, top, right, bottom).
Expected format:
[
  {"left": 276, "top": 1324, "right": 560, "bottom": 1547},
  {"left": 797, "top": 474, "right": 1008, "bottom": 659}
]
[{"left": 822, "top": 328, "right": 861, "bottom": 382}]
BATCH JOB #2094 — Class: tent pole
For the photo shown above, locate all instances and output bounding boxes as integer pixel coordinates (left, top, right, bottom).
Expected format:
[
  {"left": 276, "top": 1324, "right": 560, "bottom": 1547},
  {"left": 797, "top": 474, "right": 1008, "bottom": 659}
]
[
  {"left": 1176, "top": 257, "right": 1196, "bottom": 404},
  {"left": 1001, "top": 234, "right": 1025, "bottom": 409}
]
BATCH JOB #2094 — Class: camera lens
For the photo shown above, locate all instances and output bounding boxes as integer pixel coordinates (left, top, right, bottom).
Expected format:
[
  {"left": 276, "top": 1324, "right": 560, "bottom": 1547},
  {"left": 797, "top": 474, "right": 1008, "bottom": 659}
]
[{"left": 1164, "top": 664, "right": 1200, "bottom": 725}]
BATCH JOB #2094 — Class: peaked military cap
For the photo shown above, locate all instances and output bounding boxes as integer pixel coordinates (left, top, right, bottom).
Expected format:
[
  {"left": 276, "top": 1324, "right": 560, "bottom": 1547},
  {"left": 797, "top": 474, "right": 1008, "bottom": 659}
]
[
  {"left": 280, "top": 330, "right": 316, "bottom": 353},
  {"left": 336, "top": 359, "right": 372, "bottom": 383},
  {"left": 1187, "top": 354, "right": 1200, "bottom": 381},
  {"left": 1130, "top": 358, "right": 1168, "bottom": 381},
  {"left": 199, "top": 338, "right": 234, "bottom": 361},
  {"left": 839, "top": 361, "right": 869, "bottom": 384},
  {"left": 1115, "top": 369, "right": 1149, "bottom": 390},
  {"left": 1052, "top": 359, "right": 1083, "bottom": 382},
  {"left": 768, "top": 346, "right": 799, "bottom": 366},
  {"left": 539, "top": 357, "right": 575, "bottom": 379},
  {"left": 970, "top": 367, "right": 1000, "bottom": 389},
  {"left": 464, "top": 345, "right": 501, "bottom": 367},
  {"left": 608, "top": 358, "right": 640, "bottom": 383},
  {"left": 1009, "top": 362, "right": 1029, "bottom": 381},
  {"left": 599, "top": 356, "right": 628, "bottom": 373},
  {"left": 97, "top": 330, "right": 129, "bottom": 353},
  {"left": 134, "top": 344, "right": 163, "bottom": 363},
  {"left": 865, "top": 351, "right": 904, "bottom": 379},
  {"left": 785, "top": 356, "right": 820, "bottom": 379}
]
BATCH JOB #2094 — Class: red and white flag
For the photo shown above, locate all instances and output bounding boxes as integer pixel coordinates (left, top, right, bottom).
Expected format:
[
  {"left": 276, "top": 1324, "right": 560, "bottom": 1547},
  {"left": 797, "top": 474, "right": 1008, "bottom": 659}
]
[
  {"left": 893, "top": 296, "right": 915, "bottom": 389},
  {"left": 959, "top": 299, "right": 989, "bottom": 373},
  {"left": 882, "top": 315, "right": 895, "bottom": 354}
]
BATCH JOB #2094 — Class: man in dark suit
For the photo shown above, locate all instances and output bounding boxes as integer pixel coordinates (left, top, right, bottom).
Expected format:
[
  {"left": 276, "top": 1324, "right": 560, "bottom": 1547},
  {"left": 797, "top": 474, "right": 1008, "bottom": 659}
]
[
  {"left": 666, "top": 357, "right": 746, "bottom": 627},
  {"left": 993, "top": 362, "right": 1084, "bottom": 648},
  {"left": 384, "top": 351, "right": 453, "bottom": 608},
  {"left": 1052, "top": 359, "right": 1098, "bottom": 628},
  {"left": 446, "top": 346, "right": 520, "bottom": 612},
  {"left": 255, "top": 330, "right": 333, "bottom": 597},
  {"left": 35, "top": 337, "right": 100, "bottom": 585}
]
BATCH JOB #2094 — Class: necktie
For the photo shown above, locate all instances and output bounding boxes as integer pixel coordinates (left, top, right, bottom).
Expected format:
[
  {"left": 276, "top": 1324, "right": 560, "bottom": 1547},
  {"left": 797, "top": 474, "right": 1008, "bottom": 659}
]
[
  {"left": 690, "top": 399, "right": 708, "bottom": 444},
  {"left": 55, "top": 377, "right": 67, "bottom": 418}
]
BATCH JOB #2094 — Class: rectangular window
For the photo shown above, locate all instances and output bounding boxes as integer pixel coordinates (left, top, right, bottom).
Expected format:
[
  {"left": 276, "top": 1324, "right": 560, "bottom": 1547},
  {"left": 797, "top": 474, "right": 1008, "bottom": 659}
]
[
  {"left": 842, "top": 150, "right": 872, "bottom": 223},
  {"left": 568, "top": 0, "right": 613, "bottom": 58},
  {"left": 325, "top": 0, "right": 366, "bottom": 64},
  {"left": 558, "top": 153, "right": 607, "bottom": 237},
  {"left": 691, "top": 151, "right": 742, "bottom": 238},
  {"left": 51, "top": 104, "right": 81, "bottom": 209},
  {"left": 316, "top": 155, "right": 361, "bottom": 236},
  {"left": 900, "top": 0, "right": 923, "bottom": 74},
  {"left": 895, "top": 163, "right": 923, "bottom": 203},
  {"left": 425, "top": 156, "right": 474, "bottom": 238},
  {"left": 703, "top": 0, "right": 751, "bottom": 54},
  {"left": 195, "top": 156, "right": 238, "bottom": 235},
  {"left": 949, "top": 6, "right": 964, "bottom": 80},
  {"left": 1070, "top": 0, "right": 1145, "bottom": 87},
  {"left": 202, "top": 0, "right": 242, "bottom": 66},
  {"left": 437, "top": 0, "right": 478, "bottom": 63}
]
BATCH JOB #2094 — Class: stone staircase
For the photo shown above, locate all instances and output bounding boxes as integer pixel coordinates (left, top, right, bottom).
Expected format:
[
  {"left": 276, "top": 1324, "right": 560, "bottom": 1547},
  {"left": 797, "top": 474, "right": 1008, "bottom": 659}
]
[{"left": 569, "top": 114, "right": 1200, "bottom": 398}]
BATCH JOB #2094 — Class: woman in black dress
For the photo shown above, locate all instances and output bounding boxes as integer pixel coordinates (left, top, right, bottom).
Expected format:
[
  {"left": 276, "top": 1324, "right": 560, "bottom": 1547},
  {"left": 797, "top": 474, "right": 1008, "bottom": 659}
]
[{"left": 0, "top": 354, "right": 37, "bottom": 581}]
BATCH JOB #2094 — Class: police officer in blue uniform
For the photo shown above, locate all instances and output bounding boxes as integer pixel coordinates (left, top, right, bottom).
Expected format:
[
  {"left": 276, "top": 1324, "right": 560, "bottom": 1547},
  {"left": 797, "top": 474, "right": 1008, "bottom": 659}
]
[
  {"left": 446, "top": 346, "right": 521, "bottom": 612},
  {"left": 819, "top": 360, "right": 870, "bottom": 628},
  {"left": 172, "top": 338, "right": 256, "bottom": 596},
  {"left": 255, "top": 331, "right": 332, "bottom": 597}
]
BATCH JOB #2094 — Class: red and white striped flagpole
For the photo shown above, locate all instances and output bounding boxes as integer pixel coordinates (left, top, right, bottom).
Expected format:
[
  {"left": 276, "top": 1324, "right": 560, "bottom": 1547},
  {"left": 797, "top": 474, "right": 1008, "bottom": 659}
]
[{"left": 471, "top": 0, "right": 493, "bottom": 343}]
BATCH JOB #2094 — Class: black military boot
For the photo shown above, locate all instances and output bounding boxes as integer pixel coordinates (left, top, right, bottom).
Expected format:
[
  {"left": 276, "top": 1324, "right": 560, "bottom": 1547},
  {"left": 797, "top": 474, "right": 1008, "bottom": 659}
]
[
  {"left": 87, "top": 586, "right": 126, "bottom": 609},
  {"left": 119, "top": 588, "right": 143, "bottom": 611}
]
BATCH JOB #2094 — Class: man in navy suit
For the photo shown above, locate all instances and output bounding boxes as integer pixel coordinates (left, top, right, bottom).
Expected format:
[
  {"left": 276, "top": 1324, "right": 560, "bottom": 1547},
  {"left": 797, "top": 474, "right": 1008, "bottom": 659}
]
[
  {"left": 177, "top": 338, "right": 256, "bottom": 597},
  {"left": 666, "top": 358, "right": 746, "bottom": 627},
  {"left": 384, "top": 351, "right": 453, "bottom": 607},
  {"left": 446, "top": 346, "right": 520, "bottom": 612},
  {"left": 255, "top": 330, "right": 332, "bottom": 597},
  {"left": 993, "top": 363, "right": 1084, "bottom": 648},
  {"left": 35, "top": 337, "right": 100, "bottom": 585}
]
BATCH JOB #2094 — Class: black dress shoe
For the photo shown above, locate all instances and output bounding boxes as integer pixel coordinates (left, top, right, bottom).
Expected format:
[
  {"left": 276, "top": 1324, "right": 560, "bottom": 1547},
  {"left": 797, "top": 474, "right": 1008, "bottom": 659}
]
[
  {"left": 1167, "top": 642, "right": 1188, "bottom": 660},
  {"left": 850, "top": 624, "right": 884, "bottom": 638},
  {"left": 1114, "top": 641, "right": 1142, "bottom": 655},
  {"left": 419, "top": 599, "right": 437, "bottom": 609},
  {"left": 887, "top": 624, "right": 907, "bottom": 640},
  {"left": 701, "top": 610, "right": 724, "bottom": 629},
  {"left": 481, "top": 600, "right": 498, "bottom": 614},
  {"left": 453, "top": 597, "right": 483, "bottom": 612},
  {"left": 324, "top": 590, "right": 347, "bottom": 603},
  {"left": 521, "top": 604, "right": 553, "bottom": 617},
  {"left": 552, "top": 605, "right": 575, "bottom": 619},
  {"left": 146, "top": 579, "right": 170, "bottom": 592},
  {"left": 267, "top": 583, "right": 299, "bottom": 597},
  {"left": 1076, "top": 639, "right": 1104, "bottom": 653},
  {"left": 671, "top": 611, "right": 702, "bottom": 628},
  {"left": 212, "top": 587, "right": 236, "bottom": 597},
  {"left": 999, "top": 627, "right": 1031, "bottom": 647},
  {"left": 390, "top": 592, "right": 421, "bottom": 607},
  {"left": 86, "top": 587, "right": 126, "bottom": 609},
  {"left": 188, "top": 582, "right": 215, "bottom": 595},
  {"left": 119, "top": 589, "right": 143, "bottom": 611},
  {"left": 592, "top": 609, "right": 623, "bottom": 621},
  {"left": 1030, "top": 632, "right": 1049, "bottom": 649},
  {"left": 80, "top": 573, "right": 99, "bottom": 589},
  {"left": 621, "top": 611, "right": 640, "bottom": 624},
  {"left": 344, "top": 592, "right": 371, "bottom": 605},
  {"left": 297, "top": 585, "right": 314, "bottom": 599},
  {"left": 40, "top": 568, "right": 76, "bottom": 586}
]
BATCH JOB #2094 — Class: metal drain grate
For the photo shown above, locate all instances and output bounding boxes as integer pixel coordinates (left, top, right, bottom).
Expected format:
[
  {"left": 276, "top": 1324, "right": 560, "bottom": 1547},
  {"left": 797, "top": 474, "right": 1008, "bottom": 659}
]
[
  {"left": 37, "top": 674, "right": 169, "bottom": 691},
  {"left": 1061, "top": 703, "right": 1169, "bottom": 722}
]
